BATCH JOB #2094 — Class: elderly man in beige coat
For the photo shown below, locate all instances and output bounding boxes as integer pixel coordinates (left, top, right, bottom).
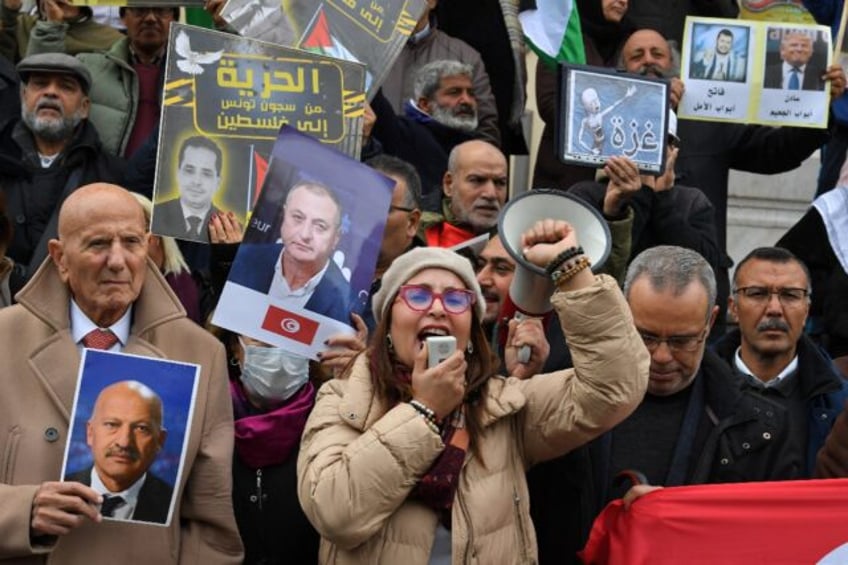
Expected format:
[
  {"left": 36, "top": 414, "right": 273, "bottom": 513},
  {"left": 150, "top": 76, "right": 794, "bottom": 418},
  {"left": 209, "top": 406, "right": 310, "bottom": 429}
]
[{"left": 0, "top": 183, "right": 242, "bottom": 563}]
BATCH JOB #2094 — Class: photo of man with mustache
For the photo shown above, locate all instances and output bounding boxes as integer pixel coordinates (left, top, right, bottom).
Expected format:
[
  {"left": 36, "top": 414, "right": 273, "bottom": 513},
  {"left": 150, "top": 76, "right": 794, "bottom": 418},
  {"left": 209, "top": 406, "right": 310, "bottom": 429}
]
[{"left": 66, "top": 380, "right": 173, "bottom": 524}]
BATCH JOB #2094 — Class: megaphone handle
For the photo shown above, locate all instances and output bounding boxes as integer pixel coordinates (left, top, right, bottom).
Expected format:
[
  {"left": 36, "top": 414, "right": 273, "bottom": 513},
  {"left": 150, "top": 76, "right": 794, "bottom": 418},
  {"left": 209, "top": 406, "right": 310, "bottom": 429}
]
[{"left": 514, "top": 312, "right": 532, "bottom": 364}]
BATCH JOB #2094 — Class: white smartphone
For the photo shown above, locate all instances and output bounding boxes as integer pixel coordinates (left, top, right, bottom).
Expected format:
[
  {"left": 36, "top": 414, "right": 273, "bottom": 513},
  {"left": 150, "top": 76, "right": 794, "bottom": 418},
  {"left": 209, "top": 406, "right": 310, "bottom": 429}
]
[{"left": 427, "top": 336, "right": 456, "bottom": 368}]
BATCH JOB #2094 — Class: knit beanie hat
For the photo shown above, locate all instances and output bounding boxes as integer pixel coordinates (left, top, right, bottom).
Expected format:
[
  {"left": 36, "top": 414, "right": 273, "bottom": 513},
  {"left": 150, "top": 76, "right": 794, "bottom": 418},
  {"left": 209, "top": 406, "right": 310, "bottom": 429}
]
[{"left": 372, "top": 247, "right": 486, "bottom": 324}]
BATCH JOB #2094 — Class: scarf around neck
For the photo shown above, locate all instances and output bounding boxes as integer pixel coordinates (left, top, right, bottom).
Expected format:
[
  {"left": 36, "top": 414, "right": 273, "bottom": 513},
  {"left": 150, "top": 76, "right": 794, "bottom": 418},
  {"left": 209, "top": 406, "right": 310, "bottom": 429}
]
[
  {"left": 369, "top": 350, "right": 470, "bottom": 528},
  {"left": 230, "top": 379, "right": 316, "bottom": 469}
]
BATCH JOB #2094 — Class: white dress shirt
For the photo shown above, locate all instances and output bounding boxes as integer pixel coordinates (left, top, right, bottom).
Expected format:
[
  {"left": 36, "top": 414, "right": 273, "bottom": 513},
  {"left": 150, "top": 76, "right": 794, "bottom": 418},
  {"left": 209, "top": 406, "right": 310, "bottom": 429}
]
[
  {"left": 90, "top": 468, "right": 147, "bottom": 521},
  {"left": 71, "top": 300, "right": 131, "bottom": 353}
]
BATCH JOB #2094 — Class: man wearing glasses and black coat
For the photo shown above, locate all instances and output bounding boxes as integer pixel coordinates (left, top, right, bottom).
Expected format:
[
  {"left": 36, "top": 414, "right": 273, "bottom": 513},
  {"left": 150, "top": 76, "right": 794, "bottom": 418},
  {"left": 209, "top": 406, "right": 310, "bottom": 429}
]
[
  {"left": 533, "top": 246, "right": 796, "bottom": 565},
  {"left": 713, "top": 247, "right": 848, "bottom": 479}
]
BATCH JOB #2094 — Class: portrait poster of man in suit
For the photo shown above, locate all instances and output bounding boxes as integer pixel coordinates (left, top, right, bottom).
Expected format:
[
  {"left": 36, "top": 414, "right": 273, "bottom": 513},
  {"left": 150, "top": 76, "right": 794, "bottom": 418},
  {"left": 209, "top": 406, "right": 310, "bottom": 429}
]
[
  {"left": 690, "top": 24, "right": 749, "bottom": 83},
  {"left": 229, "top": 180, "right": 352, "bottom": 323},
  {"left": 61, "top": 350, "right": 199, "bottom": 526},
  {"left": 214, "top": 126, "right": 395, "bottom": 360},
  {"left": 763, "top": 28, "right": 827, "bottom": 91},
  {"left": 151, "top": 135, "right": 226, "bottom": 243}
]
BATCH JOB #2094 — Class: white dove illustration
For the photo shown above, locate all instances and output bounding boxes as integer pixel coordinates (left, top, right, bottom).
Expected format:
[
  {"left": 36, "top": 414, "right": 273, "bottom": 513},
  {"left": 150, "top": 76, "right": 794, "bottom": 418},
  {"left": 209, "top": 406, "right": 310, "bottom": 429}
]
[{"left": 175, "top": 30, "right": 224, "bottom": 75}]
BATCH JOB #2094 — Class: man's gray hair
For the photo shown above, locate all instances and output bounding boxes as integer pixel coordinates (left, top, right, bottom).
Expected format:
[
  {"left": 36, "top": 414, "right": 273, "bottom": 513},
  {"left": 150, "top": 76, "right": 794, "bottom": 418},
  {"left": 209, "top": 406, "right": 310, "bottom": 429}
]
[
  {"left": 624, "top": 245, "right": 717, "bottom": 312},
  {"left": 413, "top": 60, "right": 474, "bottom": 102}
]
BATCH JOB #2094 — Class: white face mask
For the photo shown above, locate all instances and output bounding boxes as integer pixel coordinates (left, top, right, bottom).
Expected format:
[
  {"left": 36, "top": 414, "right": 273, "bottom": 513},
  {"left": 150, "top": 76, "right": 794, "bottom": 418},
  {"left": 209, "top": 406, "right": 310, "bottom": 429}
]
[{"left": 238, "top": 337, "right": 310, "bottom": 402}]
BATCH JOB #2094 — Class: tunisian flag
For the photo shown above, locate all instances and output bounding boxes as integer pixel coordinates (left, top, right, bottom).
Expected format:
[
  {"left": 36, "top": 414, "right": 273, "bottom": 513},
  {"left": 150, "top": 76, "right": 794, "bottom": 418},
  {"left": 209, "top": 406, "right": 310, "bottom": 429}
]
[{"left": 580, "top": 479, "right": 848, "bottom": 564}]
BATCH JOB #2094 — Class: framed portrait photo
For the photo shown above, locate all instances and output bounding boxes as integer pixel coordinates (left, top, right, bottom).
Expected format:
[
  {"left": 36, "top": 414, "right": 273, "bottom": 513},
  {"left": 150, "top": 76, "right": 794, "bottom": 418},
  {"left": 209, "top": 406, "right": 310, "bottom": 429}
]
[
  {"left": 556, "top": 65, "right": 670, "bottom": 174},
  {"left": 61, "top": 350, "right": 200, "bottom": 527}
]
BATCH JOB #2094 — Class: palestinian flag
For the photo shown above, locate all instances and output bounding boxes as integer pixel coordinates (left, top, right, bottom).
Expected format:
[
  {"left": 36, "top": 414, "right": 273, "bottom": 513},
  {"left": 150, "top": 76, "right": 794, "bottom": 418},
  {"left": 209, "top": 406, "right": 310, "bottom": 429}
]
[
  {"left": 300, "top": 6, "right": 358, "bottom": 63},
  {"left": 520, "top": 0, "right": 586, "bottom": 68}
]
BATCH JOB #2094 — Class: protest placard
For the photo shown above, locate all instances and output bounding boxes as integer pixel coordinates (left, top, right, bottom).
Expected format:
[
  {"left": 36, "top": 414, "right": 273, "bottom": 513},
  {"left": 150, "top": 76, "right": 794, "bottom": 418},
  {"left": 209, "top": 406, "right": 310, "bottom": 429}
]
[
  {"left": 557, "top": 65, "right": 670, "bottom": 174},
  {"left": 680, "top": 17, "right": 831, "bottom": 128},
  {"left": 221, "top": 0, "right": 426, "bottom": 96},
  {"left": 61, "top": 350, "right": 199, "bottom": 527},
  {"left": 151, "top": 23, "right": 366, "bottom": 243},
  {"left": 738, "top": 0, "right": 815, "bottom": 24},
  {"left": 213, "top": 126, "right": 394, "bottom": 360}
]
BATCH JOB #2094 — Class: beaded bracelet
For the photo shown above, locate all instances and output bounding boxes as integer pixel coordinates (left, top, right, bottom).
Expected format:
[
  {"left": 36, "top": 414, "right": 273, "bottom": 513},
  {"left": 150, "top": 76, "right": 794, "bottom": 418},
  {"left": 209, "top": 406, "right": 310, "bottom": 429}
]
[
  {"left": 409, "top": 399, "right": 440, "bottom": 431},
  {"left": 552, "top": 256, "right": 592, "bottom": 287},
  {"left": 416, "top": 412, "right": 441, "bottom": 434},
  {"left": 544, "top": 246, "right": 584, "bottom": 277}
]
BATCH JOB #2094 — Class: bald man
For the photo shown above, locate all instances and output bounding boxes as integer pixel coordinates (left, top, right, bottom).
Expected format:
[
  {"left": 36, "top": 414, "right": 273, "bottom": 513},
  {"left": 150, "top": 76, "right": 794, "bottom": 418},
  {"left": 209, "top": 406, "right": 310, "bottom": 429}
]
[
  {"left": 0, "top": 183, "right": 241, "bottom": 562},
  {"left": 66, "top": 380, "right": 172, "bottom": 524},
  {"left": 419, "top": 139, "right": 508, "bottom": 247}
]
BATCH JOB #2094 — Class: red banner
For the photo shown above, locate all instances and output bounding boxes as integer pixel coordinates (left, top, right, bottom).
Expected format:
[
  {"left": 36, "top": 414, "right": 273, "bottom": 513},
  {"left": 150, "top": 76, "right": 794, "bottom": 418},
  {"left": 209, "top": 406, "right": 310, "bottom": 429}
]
[
  {"left": 261, "top": 305, "right": 319, "bottom": 345},
  {"left": 580, "top": 479, "right": 848, "bottom": 564}
]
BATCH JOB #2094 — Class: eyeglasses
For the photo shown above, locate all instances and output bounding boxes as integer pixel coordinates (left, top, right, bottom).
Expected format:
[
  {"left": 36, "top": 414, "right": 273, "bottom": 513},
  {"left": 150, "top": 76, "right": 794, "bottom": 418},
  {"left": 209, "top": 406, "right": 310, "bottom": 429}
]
[
  {"left": 125, "top": 7, "right": 174, "bottom": 17},
  {"left": 389, "top": 205, "right": 415, "bottom": 213},
  {"left": 638, "top": 328, "right": 708, "bottom": 353},
  {"left": 734, "top": 286, "right": 809, "bottom": 306},
  {"left": 397, "top": 284, "right": 476, "bottom": 315}
]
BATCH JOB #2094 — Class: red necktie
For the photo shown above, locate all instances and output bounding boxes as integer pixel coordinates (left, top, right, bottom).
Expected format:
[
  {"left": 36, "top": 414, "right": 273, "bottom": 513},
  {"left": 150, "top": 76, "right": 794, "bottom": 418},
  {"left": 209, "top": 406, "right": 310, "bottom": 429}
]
[{"left": 82, "top": 329, "right": 119, "bottom": 350}]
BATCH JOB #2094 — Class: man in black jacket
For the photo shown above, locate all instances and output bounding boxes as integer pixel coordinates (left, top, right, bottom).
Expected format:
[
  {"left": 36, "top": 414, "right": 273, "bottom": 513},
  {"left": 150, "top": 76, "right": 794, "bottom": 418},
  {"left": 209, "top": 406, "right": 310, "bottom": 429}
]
[
  {"left": 0, "top": 52, "right": 124, "bottom": 294},
  {"left": 713, "top": 247, "right": 848, "bottom": 478},
  {"left": 530, "top": 246, "right": 792, "bottom": 564}
]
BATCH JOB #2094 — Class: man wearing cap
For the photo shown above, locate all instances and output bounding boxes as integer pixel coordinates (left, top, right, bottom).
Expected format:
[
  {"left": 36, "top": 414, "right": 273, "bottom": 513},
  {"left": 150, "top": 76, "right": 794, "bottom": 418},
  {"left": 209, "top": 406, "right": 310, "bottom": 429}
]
[
  {"left": 0, "top": 52, "right": 124, "bottom": 297},
  {"left": 26, "top": 5, "right": 177, "bottom": 158}
]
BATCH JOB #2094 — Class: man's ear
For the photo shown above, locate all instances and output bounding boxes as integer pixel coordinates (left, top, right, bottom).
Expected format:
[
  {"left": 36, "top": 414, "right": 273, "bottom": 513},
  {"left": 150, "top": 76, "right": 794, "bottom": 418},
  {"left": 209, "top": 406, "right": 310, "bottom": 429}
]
[
  {"left": 79, "top": 96, "right": 90, "bottom": 119},
  {"left": 442, "top": 170, "right": 454, "bottom": 198},
  {"left": 727, "top": 295, "right": 738, "bottom": 324},
  {"left": 418, "top": 96, "right": 432, "bottom": 114},
  {"left": 406, "top": 209, "right": 421, "bottom": 238},
  {"left": 707, "top": 304, "right": 719, "bottom": 330},
  {"left": 47, "top": 239, "right": 69, "bottom": 282}
]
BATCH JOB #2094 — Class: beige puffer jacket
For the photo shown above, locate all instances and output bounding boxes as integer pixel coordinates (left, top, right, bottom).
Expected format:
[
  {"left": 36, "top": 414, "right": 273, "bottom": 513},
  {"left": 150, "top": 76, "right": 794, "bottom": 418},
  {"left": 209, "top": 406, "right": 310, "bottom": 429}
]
[{"left": 298, "top": 275, "right": 649, "bottom": 564}]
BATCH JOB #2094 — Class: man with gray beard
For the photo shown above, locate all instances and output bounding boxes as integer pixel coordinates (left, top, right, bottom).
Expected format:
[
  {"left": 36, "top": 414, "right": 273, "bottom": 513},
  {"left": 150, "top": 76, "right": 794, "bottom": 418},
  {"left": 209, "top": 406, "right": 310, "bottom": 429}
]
[
  {"left": 371, "top": 60, "right": 489, "bottom": 211},
  {"left": 0, "top": 52, "right": 124, "bottom": 295}
]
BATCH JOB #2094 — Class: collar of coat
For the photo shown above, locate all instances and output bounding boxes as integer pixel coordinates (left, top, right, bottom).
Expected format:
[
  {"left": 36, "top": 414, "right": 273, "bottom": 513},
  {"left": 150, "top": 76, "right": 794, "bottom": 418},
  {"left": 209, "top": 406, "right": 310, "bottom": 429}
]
[
  {"left": 339, "top": 353, "right": 527, "bottom": 432},
  {"left": 712, "top": 329, "right": 844, "bottom": 401},
  {"left": 15, "top": 256, "right": 186, "bottom": 336}
]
